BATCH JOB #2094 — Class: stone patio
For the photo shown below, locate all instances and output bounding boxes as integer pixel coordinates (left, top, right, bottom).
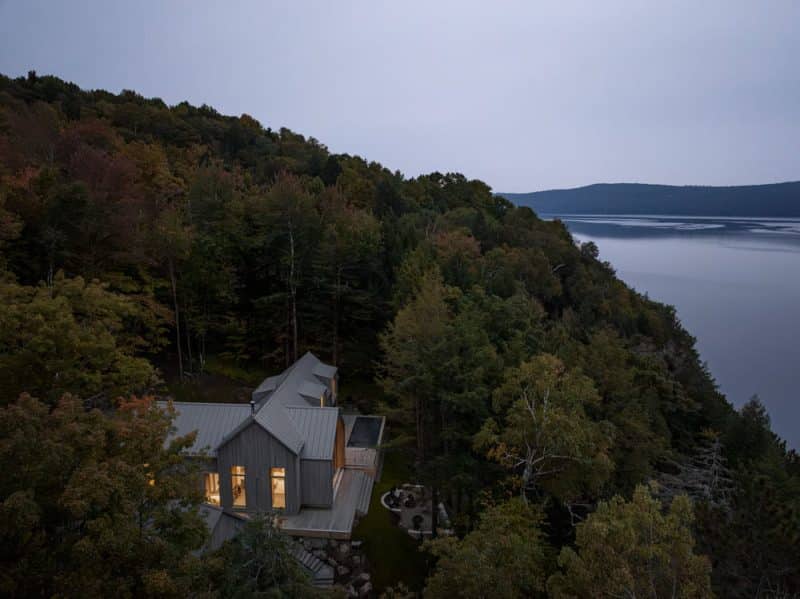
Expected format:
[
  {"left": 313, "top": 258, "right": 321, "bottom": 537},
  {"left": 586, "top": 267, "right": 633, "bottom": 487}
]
[{"left": 380, "top": 483, "right": 452, "bottom": 539}]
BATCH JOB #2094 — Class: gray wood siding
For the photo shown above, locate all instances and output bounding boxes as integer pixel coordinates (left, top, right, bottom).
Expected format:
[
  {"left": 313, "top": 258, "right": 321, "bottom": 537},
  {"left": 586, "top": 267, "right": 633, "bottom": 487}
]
[
  {"left": 217, "top": 422, "right": 301, "bottom": 514},
  {"left": 300, "top": 459, "right": 333, "bottom": 507}
]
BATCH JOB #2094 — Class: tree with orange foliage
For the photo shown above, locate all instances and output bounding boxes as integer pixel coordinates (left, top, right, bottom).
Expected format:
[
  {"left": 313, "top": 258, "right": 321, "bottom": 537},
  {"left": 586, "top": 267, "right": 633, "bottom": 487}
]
[{"left": 0, "top": 394, "right": 206, "bottom": 598}]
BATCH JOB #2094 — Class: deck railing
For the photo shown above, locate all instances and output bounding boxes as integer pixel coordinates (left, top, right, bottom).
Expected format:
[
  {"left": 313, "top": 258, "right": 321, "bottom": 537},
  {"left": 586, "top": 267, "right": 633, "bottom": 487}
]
[{"left": 345, "top": 447, "right": 377, "bottom": 468}]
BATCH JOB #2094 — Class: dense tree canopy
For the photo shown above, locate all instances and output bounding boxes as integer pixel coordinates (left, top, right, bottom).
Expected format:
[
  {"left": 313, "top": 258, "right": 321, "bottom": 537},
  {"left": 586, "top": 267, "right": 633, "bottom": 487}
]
[
  {"left": 0, "top": 394, "right": 205, "bottom": 597},
  {"left": 0, "top": 73, "right": 798, "bottom": 597},
  {"left": 548, "top": 485, "right": 712, "bottom": 599},
  {"left": 0, "top": 272, "right": 160, "bottom": 404},
  {"left": 424, "top": 498, "right": 550, "bottom": 599}
]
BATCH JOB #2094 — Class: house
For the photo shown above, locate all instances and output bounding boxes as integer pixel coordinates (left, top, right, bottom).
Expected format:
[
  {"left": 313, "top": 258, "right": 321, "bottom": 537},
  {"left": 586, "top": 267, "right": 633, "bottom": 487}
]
[{"left": 160, "top": 352, "right": 385, "bottom": 542}]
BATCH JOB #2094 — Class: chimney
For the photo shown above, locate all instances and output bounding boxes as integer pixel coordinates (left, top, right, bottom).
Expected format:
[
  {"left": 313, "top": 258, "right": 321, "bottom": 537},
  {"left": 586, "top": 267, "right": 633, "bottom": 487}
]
[{"left": 249, "top": 400, "right": 256, "bottom": 414}]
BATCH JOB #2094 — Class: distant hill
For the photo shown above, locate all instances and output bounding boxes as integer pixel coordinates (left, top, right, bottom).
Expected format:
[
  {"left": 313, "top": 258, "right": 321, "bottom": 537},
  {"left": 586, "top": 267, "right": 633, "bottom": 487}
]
[{"left": 501, "top": 182, "right": 800, "bottom": 217}]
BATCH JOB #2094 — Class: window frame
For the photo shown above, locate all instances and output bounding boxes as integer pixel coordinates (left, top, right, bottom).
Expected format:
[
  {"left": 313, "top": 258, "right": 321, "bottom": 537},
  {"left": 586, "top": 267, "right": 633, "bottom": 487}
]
[
  {"left": 231, "top": 465, "right": 247, "bottom": 509},
  {"left": 204, "top": 472, "right": 220, "bottom": 506},
  {"left": 270, "top": 467, "right": 286, "bottom": 510}
]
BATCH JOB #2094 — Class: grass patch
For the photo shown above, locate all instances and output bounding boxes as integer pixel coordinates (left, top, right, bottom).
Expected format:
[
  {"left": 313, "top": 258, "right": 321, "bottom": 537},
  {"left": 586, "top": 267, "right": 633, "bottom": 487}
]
[
  {"left": 353, "top": 450, "right": 430, "bottom": 593},
  {"left": 203, "top": 355, "right": 269, "bottom": 386},
  {"left": 163, "top": 355, "right": 268, "bottom": 404}
]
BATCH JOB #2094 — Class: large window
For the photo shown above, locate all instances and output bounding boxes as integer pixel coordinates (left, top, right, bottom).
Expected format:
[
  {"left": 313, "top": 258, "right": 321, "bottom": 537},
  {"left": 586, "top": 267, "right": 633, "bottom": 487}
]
[
  {"left": 204, "top": 472, "right": 220, "bottom": 506},
  {"left": 270, "top": 467, "right": 286, "bottom": 510},
  {"left": 231, "top": 466, "right": 246, "bottom": 508}
]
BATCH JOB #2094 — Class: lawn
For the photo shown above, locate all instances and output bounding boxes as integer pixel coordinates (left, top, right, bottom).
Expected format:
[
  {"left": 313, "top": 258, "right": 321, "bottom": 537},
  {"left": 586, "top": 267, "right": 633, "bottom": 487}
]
[
  {"left": 352, "top": 450, "right": 431, "bottom": 593},
  {"left": 162, "top": 355, "right": 268, "bottom": 404}
]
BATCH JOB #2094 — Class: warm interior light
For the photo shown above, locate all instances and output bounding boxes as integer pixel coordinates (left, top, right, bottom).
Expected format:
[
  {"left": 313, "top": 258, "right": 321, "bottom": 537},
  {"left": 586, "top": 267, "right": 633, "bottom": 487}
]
[
  {"left": 270, "top": 467, "right": 286, "bottom": 509},
  {"left": 231, "top": 465, "right": 246, "bottom": 507},
  {"left": 204, "top": 472, "right": 220, "bottom": 505}
]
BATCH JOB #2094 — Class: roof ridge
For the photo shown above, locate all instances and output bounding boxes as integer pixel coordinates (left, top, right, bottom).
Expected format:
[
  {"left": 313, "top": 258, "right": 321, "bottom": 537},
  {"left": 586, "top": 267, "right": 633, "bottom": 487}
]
[
  {"left": 164, "top": 401, "right": 251, "bottom": 408},
  {"left": 259, "top": 352, "right": 320, "bottom": 410}
]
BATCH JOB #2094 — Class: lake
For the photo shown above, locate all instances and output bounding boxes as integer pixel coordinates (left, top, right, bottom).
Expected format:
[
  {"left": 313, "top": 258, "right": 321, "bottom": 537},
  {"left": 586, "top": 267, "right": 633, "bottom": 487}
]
[{"left": 548, "top": 214, "right": 800, "bottom": 449}]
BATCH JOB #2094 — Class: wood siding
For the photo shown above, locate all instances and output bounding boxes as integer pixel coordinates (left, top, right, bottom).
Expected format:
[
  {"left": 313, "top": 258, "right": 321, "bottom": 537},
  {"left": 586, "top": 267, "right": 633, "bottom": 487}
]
[
  {"left": 300, "top": 459, "right": 333, "bottom": 507},
  {"left": 217, "top": 422, "right": 301, "bottom": 514},
  {"left": 334, "top": 418, "right": 345, "bottom": 470}
]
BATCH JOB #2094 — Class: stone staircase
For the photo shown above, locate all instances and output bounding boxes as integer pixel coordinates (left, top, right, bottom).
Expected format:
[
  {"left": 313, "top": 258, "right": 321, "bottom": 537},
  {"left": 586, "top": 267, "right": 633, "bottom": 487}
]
[{"left": 290, "top": 544, "right": 335, "bottom": 587}]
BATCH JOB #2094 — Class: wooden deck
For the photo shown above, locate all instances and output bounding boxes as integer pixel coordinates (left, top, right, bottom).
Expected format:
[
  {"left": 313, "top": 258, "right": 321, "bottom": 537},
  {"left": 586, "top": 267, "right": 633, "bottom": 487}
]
[
  {"left": 279, "top": 468, "right": 374, "bottom": 539},
  {"left": 342, "top": 414, "right": 385, "bottom": 478}
]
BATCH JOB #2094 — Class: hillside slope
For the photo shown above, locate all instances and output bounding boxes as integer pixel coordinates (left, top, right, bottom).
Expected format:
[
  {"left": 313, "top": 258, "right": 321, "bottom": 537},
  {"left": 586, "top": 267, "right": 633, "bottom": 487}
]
[
  {"left": 1, "top": 72, "right": 798, "bottom": 596},
  {"left": 502, "top": 181, "right": 800, "bottom": 216}
]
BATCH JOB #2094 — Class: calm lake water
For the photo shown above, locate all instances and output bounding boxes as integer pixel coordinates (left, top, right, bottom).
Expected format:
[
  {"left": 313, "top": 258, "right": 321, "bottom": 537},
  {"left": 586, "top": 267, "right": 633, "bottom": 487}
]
[{"left": 549, "top": 214, "right": 800, "bottom": 449}]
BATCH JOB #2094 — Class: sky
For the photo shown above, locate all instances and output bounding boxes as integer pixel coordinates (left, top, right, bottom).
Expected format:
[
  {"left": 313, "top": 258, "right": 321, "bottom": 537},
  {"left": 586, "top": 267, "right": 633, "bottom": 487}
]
[{"left": 1, "top": 1, "right": 798, "bottom": 191}]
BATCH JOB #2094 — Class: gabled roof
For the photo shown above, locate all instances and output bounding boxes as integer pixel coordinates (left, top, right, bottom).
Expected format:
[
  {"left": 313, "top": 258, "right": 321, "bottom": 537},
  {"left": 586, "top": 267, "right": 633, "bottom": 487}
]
[
  {"left": 162, "top": 352, "right": 339, "bottom": 458},
  {"left": 287, "top": 407, "right": 339, "bottom": 459},
  {"left": 262, "top": 352, "right": 337, "bottom": 409},
  {"left": 253, "top": 396, "right": 305, "bottom": 454},
  {"left": 158, "top": 401, "right": 251, "bottom": 456}
]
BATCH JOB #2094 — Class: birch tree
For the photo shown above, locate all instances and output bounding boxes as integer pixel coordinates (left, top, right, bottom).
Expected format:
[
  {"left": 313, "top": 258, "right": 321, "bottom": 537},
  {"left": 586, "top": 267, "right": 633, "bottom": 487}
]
[{"left": 475, "top": 353, "right": 614, "bottom": 505}]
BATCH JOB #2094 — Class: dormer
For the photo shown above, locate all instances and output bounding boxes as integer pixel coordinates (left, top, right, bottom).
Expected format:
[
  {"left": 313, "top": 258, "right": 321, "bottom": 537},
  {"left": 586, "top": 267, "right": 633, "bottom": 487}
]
[
  {"left": 312, "top": 362, "right": 338, "bottom": 404},
  {"left": 298, "top": 381, "right": 329, "bottom": 407}
]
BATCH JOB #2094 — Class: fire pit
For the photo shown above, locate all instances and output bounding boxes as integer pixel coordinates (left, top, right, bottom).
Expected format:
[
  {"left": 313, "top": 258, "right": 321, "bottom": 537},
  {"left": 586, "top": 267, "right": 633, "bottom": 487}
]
[{"left": 380, "top": 483, "right": 451, "bottom": 539}]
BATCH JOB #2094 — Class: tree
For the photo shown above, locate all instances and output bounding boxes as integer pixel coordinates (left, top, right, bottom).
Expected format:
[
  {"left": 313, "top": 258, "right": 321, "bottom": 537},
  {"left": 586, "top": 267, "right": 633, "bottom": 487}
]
[
  {"left": 380, "top": 270, "right": 453, "bottom": 464},
  {"left": 315, "top": 188, "right": 382, "bottom": 365},
  {"left": 0, "top": 272, "right": 158, "bottom": 404},
  {"left": 0, "top": 188, "right": 22, "bottom": 270},
  {"left": 380, "top": 272, "right": 498, "bottom": 521},
  {"left": 153, "top": 204, "right": 192, "bottom": 380},
  {"left": 206, "top": 514, "right": 325, "bottom": 598},
  {"left": 475, "top": 354, "right": 614, "bottom": 507},
  {"left": 0, "top": 394, "right": 207, "bottom": 597},
  {"left": 424, "top": 498, "right": 549, "bottom": 598},
  {"left": 548, "top": 485, "right": 713, "bottom": 599},
  {"left": 658, "top": 430, "right": 734, "bottom": 510},
  {"left": 253, "top": 172, "right": 320, "bottom": 365},
  {"left": 380, "top": 272, "right": 496, "bottom": 467}
]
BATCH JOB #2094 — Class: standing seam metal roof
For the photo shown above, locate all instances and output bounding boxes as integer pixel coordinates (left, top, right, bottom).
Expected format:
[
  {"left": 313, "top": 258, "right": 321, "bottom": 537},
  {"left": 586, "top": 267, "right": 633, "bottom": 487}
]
[
  {"left": 162, "top": 352, "right": 339, "bottom": 458},
  {"left": 157, "top": 401, "right": 251, "bottom": 456},
  {"left": 286, "top": 407, "right": 339, "bottom": 459}
]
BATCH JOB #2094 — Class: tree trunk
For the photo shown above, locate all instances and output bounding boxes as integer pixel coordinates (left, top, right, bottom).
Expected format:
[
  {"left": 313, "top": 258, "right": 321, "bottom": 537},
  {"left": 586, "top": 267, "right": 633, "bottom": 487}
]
[
  {"left": 288, "top": 223, "right": 298, "bottom": 363},
  {"left": 168, "top": 256, "right": 184, "bottom": 381},
  {"left": 333, "top": 267, "right": 341, "bottom": 366},
  {"left": 431, "top": 486, "right": 439, "bottom": 539},
  {"left": 416, "top": 396, "right": 425, "bottom": 464},
  {"left": 184, "top": 312, "right": 193, "bottom": 374}
]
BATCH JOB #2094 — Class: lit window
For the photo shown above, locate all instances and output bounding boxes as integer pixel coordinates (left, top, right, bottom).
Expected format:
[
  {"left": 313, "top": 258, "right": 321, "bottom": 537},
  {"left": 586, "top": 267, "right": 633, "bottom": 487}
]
[
  {"left": 231, "top": 466, "right": 246, "bottom": 508},
  {"left": 320, "top": 394, "right": 325, "bottom": 407},
  {"left": 204, "top": 472, "right": 220, "bottom": 505},
  {"left": 270, "top": 467, "right": 286, "bottom": 509}
]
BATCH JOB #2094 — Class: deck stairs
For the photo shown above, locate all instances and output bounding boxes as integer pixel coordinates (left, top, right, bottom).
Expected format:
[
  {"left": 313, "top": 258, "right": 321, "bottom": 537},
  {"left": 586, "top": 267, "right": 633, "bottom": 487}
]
[{"left": 290, "top": 545, "right": 334, "bottom": 587}]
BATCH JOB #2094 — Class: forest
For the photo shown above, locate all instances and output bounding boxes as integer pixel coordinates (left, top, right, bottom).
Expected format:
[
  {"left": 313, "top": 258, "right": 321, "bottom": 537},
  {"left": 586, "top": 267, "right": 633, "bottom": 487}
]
[{"left": 0, "top": 72, "right": 798, "bottom": 598}]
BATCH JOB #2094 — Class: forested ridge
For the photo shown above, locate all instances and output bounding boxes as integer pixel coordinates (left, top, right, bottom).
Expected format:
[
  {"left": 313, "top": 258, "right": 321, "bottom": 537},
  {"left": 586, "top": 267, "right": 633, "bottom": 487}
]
[
  {"left": 502, "top": 182, "right": 800, "bottom": 217},
  {"left": 0, "top": 72, "right": 798, "bottom": 598}
]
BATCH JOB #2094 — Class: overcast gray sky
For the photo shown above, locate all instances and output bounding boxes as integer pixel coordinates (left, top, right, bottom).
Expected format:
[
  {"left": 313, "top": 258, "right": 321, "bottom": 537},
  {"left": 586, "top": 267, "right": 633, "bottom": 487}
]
[{"left": 1, "top": 0, "right": 798, "bottom": 191}]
